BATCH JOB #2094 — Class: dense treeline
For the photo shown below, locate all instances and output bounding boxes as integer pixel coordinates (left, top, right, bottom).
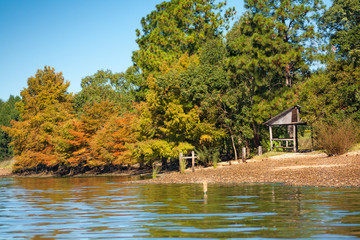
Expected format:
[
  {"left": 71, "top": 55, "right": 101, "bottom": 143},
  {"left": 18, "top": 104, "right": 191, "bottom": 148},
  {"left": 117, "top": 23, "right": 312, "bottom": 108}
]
[
  {"left": 1, "top": 0, "right": 359, "bottom": 174},
  {"left": 0, "top": 96, "right": 21, "bottom": 160}
]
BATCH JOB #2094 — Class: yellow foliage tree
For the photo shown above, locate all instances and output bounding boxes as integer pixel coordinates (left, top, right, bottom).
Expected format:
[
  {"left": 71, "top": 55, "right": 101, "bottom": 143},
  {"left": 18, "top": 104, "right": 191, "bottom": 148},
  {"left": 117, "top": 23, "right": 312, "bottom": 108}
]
[{"left": 3, "top": 66, "right": 74, "bottom": 173}]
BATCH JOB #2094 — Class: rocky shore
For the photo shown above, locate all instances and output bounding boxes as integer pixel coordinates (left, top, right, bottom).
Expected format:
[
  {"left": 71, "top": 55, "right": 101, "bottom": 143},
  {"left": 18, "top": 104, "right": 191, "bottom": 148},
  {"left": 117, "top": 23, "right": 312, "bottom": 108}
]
[{"left": 137, "top": 151, "right": 360, "bottom": 188}]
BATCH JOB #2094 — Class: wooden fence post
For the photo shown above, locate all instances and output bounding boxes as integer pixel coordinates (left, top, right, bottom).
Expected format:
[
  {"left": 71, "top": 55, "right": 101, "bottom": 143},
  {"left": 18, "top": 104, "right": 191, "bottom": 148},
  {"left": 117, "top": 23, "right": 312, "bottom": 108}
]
[
  {"left": 293, "top": 124, "right": 297, "bottom": 152},
  {"left": 191, "top": 151, "right": 195, "bottom": 172},
  {"left": 242, "top": 147, "right": 247, "bottom": 163},
  {"left": 203, "top": 180, "right": 208, "bottom": 195},
  {"left": 179, "top": 153, "right": 183, "bottom": 172},
  {"left": 269, "top": 126, "right": 273, "bottom": 151},
  {"left": 258, "top": 146, "right": 262, "bottom": 156}
]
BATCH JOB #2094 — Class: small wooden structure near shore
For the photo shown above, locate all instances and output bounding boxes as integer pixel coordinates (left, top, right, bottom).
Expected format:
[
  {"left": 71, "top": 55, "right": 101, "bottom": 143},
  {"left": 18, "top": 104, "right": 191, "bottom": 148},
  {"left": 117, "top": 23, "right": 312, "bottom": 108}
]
[
  {"left": 179, "top": 151, "right": 197, "bottom": 172},
  {"left": 263, "top": 105, "right": 306, "bottom": 152}
]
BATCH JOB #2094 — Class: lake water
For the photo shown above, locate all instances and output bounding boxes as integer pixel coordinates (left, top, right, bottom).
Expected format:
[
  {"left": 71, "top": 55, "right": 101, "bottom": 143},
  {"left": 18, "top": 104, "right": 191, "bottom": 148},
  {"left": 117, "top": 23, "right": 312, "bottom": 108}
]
[{"left": 1, "top": 176, "right": 360, "bottom": 239}]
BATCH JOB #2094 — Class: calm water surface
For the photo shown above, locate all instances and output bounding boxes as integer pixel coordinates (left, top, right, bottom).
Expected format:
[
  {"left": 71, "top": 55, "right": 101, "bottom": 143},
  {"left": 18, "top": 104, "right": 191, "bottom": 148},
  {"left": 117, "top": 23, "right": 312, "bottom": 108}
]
[{"left": 0, "top": 176, "right": 360, "bottom": 239}]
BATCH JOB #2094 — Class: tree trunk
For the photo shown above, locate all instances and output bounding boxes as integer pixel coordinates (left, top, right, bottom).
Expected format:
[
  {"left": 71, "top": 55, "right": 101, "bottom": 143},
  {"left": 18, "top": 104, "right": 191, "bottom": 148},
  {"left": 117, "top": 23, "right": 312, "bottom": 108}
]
[
  {"left": 245, "top": 140, "right": 250, "bottom": 158},
  {"left": 139, "top": 155, "right": 144, "bottom": 169},
  {"left": 252, "top": 122, "right": 260, "bottom": 147},
  {"left": 285, "top": 64, "right": 292, "bottom": 87},
  {"left": 231, "top": 135, "right": 238, "bottom": 162},
  {"left": 161, "top": 157, "right": 167, "bottom": 170}
]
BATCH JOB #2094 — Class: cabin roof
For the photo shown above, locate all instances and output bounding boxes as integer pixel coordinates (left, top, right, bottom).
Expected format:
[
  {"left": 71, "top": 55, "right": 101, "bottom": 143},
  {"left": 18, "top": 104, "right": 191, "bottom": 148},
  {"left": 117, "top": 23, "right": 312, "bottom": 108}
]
[{"left": 263, "top": 105, "right": 306, "bottom": 126}]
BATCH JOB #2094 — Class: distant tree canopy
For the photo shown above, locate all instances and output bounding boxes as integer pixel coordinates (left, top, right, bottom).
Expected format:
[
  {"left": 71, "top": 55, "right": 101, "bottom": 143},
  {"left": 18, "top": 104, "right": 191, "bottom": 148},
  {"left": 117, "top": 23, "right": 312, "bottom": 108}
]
[
  {"left": 132, "top": 0, "right": 235, "bottom": 75},
  {"left": 300, "top": 0, "right": 360, "bottom": 123},
  {"left": 74, "top": 67, "right": 143, "bottom": 114},
  {"left": 321, "top": 0, "right": 360, "bottom": 64},
  {"left": 0, "top": 96, "right": 21, "bottom": 160},
  {"left": 231, "top": 0, "right": 325, "bottom": 87}
]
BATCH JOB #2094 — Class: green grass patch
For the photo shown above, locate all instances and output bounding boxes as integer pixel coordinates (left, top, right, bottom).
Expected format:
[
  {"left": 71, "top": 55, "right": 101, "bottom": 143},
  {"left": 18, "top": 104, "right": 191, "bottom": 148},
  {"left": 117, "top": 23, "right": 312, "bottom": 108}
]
[{"left": 251, "top": 151, "right": 289, "bottom": 160}]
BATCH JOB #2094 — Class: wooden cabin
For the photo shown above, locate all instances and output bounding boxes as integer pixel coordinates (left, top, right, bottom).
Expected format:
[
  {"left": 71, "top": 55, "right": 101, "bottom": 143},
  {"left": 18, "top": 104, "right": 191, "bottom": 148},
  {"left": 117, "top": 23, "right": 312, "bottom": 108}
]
[{"left": 263, "top": 105, "right": 306, "bottom": 152}]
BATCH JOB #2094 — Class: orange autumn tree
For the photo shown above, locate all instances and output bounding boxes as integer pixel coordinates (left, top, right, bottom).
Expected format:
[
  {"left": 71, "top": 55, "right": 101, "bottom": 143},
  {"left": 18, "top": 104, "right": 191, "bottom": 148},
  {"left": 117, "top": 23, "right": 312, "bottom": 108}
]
[
  {"left": 3, "top": 66, "right": 74, "bottom": 173},
  {"left": 66, "top": 100, "right": 116, "bottom": 173},
  {"left": 66, "top": 100, "right": 116, "bottom": 172},
  {"left": 66, "top": 100, "right": 138, "bottom": 173},
  {"left": 91, "top": 112, "right": 138, "bottom": 168}
]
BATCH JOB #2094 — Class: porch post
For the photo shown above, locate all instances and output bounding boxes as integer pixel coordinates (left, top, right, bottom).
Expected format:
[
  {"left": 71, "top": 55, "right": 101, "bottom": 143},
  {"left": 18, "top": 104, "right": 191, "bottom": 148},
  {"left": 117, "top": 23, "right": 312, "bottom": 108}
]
[
  {"left": 293, "top": 124, "right": 297, "bottom": 152},
  {"left": 269, "top": 126, "right": 273, "bottom": 151}
]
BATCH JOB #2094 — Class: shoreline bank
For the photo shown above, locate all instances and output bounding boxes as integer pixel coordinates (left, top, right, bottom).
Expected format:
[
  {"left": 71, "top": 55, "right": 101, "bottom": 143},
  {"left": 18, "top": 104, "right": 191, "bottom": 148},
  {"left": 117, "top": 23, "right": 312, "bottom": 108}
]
[
  {"left": 0, "top": 168, "right": 153, "bottom": 178},
  {"left": 1, "top": 151, "right": 360, "bottom": 188},
  {"left": 136, "top": 151, "right": 360, "bottom": 188}
]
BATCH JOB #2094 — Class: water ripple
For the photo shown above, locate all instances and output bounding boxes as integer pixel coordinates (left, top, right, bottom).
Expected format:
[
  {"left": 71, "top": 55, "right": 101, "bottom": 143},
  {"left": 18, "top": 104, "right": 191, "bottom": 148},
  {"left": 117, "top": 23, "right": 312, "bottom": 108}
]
[{"left": 0, "top": 177, "right": 359, "bottom": 239}]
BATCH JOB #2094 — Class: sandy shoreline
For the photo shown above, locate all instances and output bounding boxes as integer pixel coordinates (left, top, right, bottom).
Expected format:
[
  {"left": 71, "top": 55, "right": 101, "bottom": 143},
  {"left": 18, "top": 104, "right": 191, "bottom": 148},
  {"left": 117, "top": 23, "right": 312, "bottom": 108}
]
[
  {"left": 1, "top": 151, "right": 360, "bottom": 188},
  {"left": 136, "top": 151, "right": 360, "bottom": 188},
  {"left": 0, "top": 169, "right": 12, "bottom": 177}
]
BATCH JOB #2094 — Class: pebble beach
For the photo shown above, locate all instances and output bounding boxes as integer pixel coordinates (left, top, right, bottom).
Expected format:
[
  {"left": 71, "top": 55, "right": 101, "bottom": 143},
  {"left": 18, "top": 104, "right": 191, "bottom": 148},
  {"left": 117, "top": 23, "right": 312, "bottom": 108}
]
[
  {"left": 138, "top": 151, "right": 360, "bottom": 188},
  {"left": 1, "top": 151, "right": 360, "bottom": 188}
]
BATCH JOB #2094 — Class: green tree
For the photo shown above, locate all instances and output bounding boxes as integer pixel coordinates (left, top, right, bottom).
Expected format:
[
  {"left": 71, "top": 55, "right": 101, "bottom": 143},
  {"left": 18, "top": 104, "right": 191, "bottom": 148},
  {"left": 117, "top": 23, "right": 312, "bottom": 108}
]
[
  {"left": 74, "top": 67, "right": 142, "bottom": 114},
  {"left": 132, "top": 0, "right": 235, "bottom": 75},
  {"left": 223, "top": 0, "right": 323, "bottom": 151},
  {"left": 135, "top": 54, "right": 225, "bottom": 168},
  {"left": 300, "top": 62, "right": 360, "bottom": 123},
  {"left": 130, "top": 0, "right": 235, "bottom": 166},
  {"left": 321, "top": 0, "right": 360, "bottom": 64},
  {"left": 300, "top": 0, "right": 360, "bottom": 124},
  {"left": 0, "top": 95, "right": 21, "bottom": 160},
  {"left": 177, "top": 40, "right": 239, "bottom": 159},
  {"left": 229, "top": 0, "right": 324, "bottom": 87}
]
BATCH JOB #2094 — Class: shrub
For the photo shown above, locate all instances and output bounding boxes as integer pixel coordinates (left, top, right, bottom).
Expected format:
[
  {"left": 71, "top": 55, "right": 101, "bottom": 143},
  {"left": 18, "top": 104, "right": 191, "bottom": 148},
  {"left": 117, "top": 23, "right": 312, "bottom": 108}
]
[
  {"left": 196, "top": 146, "right": 220, "bottom": 167},
  {"left": 315, "top": 118, "right": 360, "bottom": 156},
  {"left": 298, "top": 128, "right": 313, "bottom": 150},
  {"left": 152, "top": 165, "right": 160, "bottom": 179},
  {"left": 212, "top": 151, "right": 220, "bottom": 168},
  {"left": 179, "top": 158, "right": 186, "bottom": 173}
]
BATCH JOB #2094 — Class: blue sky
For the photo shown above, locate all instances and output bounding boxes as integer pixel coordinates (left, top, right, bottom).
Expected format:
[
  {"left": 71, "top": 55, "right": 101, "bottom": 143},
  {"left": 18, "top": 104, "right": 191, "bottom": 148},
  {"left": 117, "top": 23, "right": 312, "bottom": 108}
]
[
  {"left": 0, "top": 0, "right": 331, "bottom": 101},
  {"left": 0, "top": 0, "right": 243, "bottom": 101}
]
